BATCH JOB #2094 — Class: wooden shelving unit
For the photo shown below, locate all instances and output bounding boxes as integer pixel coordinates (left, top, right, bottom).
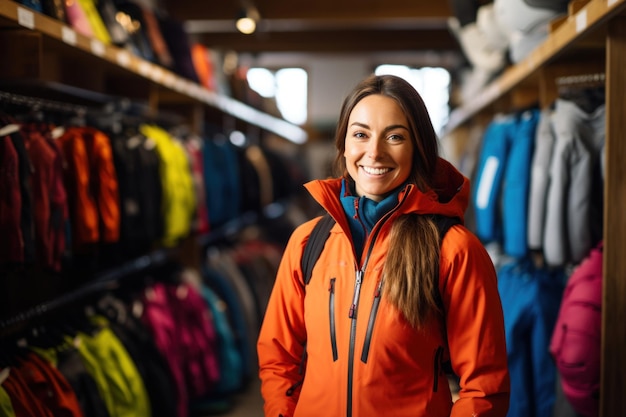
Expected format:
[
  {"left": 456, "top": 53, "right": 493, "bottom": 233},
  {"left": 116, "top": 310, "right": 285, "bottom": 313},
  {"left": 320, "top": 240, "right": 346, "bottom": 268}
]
[
  {"left": 445, "top": 1, "right": 626, "bottom": 415},
  {"left": 0, "top": 0, "right": 308, "bottom": 143}
]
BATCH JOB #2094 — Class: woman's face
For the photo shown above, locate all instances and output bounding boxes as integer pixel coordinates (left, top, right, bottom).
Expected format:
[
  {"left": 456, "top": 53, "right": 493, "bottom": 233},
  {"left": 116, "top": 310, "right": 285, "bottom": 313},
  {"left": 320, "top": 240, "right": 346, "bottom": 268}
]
[{"left": 344, "top": 94, "right": 414, "bottom": 202}]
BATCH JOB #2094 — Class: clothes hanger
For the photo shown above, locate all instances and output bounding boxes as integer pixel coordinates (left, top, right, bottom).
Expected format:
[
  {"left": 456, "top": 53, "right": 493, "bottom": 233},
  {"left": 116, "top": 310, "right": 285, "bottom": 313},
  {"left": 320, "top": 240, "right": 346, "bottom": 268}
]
[{"left": 556, "top": 73, "right": 605, "bottom": 113}]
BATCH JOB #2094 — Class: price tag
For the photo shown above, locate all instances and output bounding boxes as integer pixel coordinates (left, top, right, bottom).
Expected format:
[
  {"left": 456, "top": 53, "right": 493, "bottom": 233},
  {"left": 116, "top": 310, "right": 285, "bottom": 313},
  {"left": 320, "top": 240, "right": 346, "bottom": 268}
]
[
  {"left": 576, "top": 10, "right": 587, "bottom": 33},
  {"left": 91, "top": 39, "right": 105, "bottom": 56},
  {"left": 17, "top": 7, "right": 34, "bottom": 29},
  {"left": 62, "top": 27, "right": 77, "bottom": 46}
]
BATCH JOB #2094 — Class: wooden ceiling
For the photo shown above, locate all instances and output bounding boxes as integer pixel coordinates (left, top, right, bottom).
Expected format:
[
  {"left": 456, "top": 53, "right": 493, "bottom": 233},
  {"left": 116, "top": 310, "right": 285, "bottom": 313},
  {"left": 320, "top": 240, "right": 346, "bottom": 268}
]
[{"left": 162, "top": 0, "right": 462, "bottom": 56}]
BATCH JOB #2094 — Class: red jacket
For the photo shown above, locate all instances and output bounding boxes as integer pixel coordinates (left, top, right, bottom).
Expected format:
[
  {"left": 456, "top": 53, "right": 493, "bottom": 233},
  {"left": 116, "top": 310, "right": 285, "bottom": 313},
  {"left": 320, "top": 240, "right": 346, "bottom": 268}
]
[{"left": 258, "top": 158, "right": 510, "bottom": 417}]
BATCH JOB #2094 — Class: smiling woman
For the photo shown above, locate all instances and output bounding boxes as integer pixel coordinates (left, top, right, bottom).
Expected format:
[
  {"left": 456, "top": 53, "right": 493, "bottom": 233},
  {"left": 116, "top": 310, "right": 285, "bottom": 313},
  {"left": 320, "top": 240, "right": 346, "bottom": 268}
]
[{"left": 257, "top": 73, "right": 510, "bottom": 417}]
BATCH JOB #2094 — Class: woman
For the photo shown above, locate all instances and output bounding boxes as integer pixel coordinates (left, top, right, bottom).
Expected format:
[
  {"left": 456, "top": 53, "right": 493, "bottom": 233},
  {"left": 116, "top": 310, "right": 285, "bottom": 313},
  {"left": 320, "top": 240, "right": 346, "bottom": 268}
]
[{"left": 257, "top": 74, "right": 510, "bottom": 417}]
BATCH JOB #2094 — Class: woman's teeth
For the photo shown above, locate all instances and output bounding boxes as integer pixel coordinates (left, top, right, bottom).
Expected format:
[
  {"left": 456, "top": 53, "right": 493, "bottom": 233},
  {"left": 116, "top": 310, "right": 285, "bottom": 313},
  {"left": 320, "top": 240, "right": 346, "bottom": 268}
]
[{"left": 363, "top": 166, "right": 390, "bottom": 175}]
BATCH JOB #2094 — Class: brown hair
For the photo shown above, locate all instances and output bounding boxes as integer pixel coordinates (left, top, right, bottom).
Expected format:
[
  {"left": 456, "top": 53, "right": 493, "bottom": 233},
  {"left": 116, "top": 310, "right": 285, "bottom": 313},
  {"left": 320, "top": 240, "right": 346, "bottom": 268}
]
[{"left": 333, "top": 74, "right": 443, "bottom": 328}]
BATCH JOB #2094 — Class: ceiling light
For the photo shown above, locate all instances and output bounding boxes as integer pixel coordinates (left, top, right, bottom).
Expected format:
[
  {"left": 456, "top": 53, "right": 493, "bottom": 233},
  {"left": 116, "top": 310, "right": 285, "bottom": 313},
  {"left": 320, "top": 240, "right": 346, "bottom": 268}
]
[{"left": 236, "top": 5, "right": 260, "bottom": 34}]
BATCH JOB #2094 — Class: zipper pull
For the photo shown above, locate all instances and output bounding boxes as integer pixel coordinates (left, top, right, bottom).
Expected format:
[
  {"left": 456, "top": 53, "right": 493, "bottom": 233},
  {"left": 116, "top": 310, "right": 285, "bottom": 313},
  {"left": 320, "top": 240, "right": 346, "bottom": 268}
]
[
  {"left": 374, "top": 278, "right": 383, "bottom": 298},
  {"left": 349, "top": 270, "right": 363, "bottom": 319}
]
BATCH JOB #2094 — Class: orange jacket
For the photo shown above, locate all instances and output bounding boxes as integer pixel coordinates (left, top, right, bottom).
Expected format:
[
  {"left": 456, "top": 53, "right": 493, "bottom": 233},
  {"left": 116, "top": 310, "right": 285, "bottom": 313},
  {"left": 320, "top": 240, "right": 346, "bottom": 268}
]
[{"left": 257, "top": 158, "right": 510, "bottom": 417}]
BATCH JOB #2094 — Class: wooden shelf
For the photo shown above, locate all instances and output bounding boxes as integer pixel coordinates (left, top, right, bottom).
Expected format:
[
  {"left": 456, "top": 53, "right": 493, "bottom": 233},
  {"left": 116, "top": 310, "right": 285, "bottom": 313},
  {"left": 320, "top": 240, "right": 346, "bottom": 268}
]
[
  {"left": 445, "top": 0, "right": 626, "bottom": 133},
  {"left": 0, "top": 0, "right": 308, "bottom": 143}
]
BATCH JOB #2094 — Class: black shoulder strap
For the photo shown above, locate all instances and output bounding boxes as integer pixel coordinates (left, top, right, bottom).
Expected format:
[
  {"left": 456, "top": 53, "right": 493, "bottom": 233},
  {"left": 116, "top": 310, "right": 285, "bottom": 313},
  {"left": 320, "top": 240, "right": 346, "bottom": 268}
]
[
  {"left": 431, "top": 214, "right": 461, "bottom": 244},
  {"left": 301, "top": 213, "right": 335, "bottom": 285},
  {"left": 301, "top": 213, "right": 460, "bottom": 287},
  {"left": 430, "top": 214, "right": 461, "bottom": 311}
]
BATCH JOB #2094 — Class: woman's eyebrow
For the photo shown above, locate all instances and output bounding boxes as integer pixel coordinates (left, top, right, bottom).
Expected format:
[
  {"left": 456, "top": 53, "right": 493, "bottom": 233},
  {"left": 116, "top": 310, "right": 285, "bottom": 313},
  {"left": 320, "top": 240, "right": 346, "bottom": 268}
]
[
  {"left": 384, "top": 124, "right": 409, "bottom": 131},
  {"left": 349, "top": 122, "right": 408, "bottom": 131},
  {"left": 349, "top": 122, "right": 369, "bottom": 129}
]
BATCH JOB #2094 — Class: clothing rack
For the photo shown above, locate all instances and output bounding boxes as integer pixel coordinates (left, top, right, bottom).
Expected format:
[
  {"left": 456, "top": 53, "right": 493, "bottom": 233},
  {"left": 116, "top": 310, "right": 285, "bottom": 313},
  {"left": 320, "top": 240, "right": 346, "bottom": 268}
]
[
  {"left": 197, "top": 200, "right": 289, "bottom": 248},
  {"left": 0, "top": 200, "right": 288, "bottom": 337},
  {"left": 0, "top": 90, "right": 89, "bottom": 116},
  {"left": 0, "top": 248, "right": 172, "bottom": 337},
  {"left": 0, "top": 87, "right": 185, "bottom": 129},
  {"left": 555, "top": 73, "right": 605, "bottom": 87}
]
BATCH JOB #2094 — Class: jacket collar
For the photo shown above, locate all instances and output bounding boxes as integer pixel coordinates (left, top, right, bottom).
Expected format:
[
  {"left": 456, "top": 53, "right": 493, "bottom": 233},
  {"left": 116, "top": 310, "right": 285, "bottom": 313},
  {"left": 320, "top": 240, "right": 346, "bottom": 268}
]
[{"left": 304, "top": 157, "right": 469, "bottom": 224}]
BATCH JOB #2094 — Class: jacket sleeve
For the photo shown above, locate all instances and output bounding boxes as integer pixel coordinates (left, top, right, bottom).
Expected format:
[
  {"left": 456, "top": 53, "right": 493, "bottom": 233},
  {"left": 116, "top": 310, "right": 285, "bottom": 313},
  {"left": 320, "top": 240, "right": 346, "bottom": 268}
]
[
  {"left": 257, "top": 221, "right": 313, "bottom": 417},
  {"left": 440, "top": 226, "right": 510, "bottom": 417}
]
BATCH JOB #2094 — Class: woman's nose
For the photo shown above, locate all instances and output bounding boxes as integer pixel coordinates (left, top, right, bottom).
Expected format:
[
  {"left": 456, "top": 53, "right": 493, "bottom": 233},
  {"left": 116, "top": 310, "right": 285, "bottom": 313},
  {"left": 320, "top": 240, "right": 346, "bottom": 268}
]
[{"left": 367, "top": 139, "right": 383, "bottom": 160}]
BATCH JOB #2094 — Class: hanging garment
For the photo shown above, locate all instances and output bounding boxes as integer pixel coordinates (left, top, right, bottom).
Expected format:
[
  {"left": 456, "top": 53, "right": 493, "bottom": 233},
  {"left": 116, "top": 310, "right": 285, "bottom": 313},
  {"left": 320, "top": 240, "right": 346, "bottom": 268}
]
[
  {"left": 202, "top": 134, "right": 241, "bottom": 226},
  {"left": 473, "top": 109, "right": 539, "bottom": 258},
  {"left": 473, "top": 113, "right": 516, "bottom": 244},
  {"left": 0, "top": 380, "right": 16, "bottom": 416},
  {"left": 108, "top": 315, "right": 178, "bottom": 417},
  {"left": 2, "top": 364, "right": 54, "bottom": 417},
  {"left": 22, "top": 124, "right": 68, "bottom": 271},
  {"left": 183, "top": 135, "right": 211, "bottom": 235},
  {"left": 141, "top": 282, "right": 189, "bottom": 417},
  {"left": 163, "top": 282, "right": 220, "bottom": 398},
  {"left": 57, "top": 126, "right": 120, "bottom": 248},
  {"left": 75, "top": 318, "right": 151, "bottom": 417},
  {"left": 200, "top": 284, "right": 244, "bottom": 395},
  {"left": 527, "top": 107, "right": 556, "bottom": 252},
  {"left": 550, "top": 242, "right": 602, "bottom": 417},
  {"left": 141, "top": 280, "right": 221, "bottom": 417},
  {"left": 110, "top": 131, "right": 163, "bottom": 259},
  {"left": 5, "top": 126, "right": 35, "bottom": 266},
  {"left": 201, "top": 263, "right": 256, "bottom": 384},
  {"left": 53, "top": 345, "right": 111, "bottom": 417},
  {"left": 139, "top": 124, "right": 196, "bottom": 247},
  {"left": 0, "top": 133, "right": 23, "bottom": 265},
  {"left": 501, "top": 108, "right": 539, "bottom": 258},
  {"left": 497, "top": 258, "right": 565, "bottom": 417},
  {"left": 543, "top": 99, "right": 605, "bottom": 267},
  {"left": 15, "top": 351, "right": 84, "bottom": 417}
]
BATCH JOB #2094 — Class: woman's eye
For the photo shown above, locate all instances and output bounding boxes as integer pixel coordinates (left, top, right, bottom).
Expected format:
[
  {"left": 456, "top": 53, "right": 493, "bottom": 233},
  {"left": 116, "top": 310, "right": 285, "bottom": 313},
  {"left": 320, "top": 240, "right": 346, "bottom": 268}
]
[{"left": 388, "top": 134, "right": 404, "bottom": 142}]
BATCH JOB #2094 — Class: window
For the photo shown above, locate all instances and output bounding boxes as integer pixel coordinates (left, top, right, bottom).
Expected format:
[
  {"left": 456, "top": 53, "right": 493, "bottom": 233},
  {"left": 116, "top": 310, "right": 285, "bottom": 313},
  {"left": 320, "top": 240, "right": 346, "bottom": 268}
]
[
  {"left": 247, "top": 67, "right": 308, "bottom": 126},
  {"left": 374, "top": 64, "right": 450, "bottom": 136}
]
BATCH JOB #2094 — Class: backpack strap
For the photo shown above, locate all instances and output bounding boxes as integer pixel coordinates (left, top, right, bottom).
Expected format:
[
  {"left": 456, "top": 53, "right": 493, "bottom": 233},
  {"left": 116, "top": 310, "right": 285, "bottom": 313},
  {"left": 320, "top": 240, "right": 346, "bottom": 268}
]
[
  {"left": 301, "top": 213, "right": 460, "bottom": 287},
  {"left": 431, "top": 214, "right": 461, "bottom": 244},
  {"left": 301, "top": 213, "right": 336, "bottom": 285},
  {"left": 429, "top": 214, "right": 461, "bottom": 312}
]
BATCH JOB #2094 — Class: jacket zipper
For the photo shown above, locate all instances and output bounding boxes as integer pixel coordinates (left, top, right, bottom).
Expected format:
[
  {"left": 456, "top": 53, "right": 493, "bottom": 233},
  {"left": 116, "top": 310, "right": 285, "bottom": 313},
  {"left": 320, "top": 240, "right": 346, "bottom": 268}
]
[
  {"left": 345, "top": 185, "right": 410, "bottom": 417},
  {"left": 329, "top": 278, "right": 338, "bottom": 361},
  {"left": 361, "top": 278, "right": 384, "bottom": 363},
  {"left": 346, "top": 270, "right": 361, "bottom": 417}
]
